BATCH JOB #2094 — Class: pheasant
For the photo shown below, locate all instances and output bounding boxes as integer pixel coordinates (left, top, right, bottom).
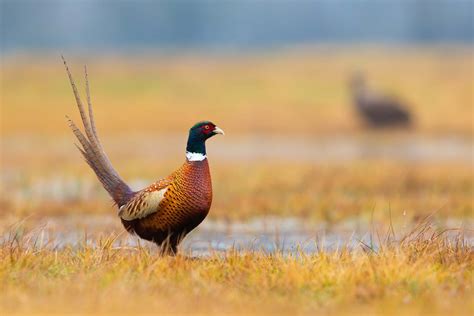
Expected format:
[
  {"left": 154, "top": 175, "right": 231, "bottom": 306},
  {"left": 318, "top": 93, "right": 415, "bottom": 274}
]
[
  {"left": 349, "top": 72, "right": 412, "bottom": 128},
  {"left": 62, "top": 57, "right": 224, "bottom": 255}
]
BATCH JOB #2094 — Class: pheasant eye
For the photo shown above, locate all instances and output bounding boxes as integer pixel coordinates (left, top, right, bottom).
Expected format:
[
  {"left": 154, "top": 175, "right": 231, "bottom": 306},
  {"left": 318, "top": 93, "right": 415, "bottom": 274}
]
[{"left": 204, "top": 125, "right": 210, "bottom": 130}]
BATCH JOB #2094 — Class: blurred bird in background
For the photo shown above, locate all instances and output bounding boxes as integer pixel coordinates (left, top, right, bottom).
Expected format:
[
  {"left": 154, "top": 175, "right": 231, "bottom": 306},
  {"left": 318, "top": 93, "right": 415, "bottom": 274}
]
[{"left": 349, "top": 72, "right": 412, "bottom": 128}]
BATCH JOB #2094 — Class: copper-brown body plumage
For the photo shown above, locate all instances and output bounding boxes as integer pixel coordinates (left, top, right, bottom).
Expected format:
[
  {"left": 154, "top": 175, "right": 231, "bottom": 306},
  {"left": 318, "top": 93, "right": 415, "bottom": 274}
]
[{"left": 122, "top": 160, "right": 213, "bottom": 253}]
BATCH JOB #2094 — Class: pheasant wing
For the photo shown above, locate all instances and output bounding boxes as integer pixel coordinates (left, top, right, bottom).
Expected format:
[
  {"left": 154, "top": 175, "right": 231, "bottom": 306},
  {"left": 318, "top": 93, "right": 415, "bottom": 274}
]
[{"left": 118, "top": 179, "right": 172, "bottom": 220}]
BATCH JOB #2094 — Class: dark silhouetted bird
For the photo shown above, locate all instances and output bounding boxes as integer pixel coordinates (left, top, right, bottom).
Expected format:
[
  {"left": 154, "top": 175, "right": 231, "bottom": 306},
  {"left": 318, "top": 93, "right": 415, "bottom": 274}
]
[
  {"left": 349, "top": 73, "right": 412, "bottom": 128},
  {"left": 63, "top": 57, "right": 224, "bottom": 255}
]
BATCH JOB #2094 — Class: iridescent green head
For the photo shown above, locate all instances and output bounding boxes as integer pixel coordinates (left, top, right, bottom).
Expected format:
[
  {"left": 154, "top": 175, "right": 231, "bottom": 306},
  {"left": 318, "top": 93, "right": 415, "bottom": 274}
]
[{"left": 186, "top": 121, "right": 224, "bottom": 155}]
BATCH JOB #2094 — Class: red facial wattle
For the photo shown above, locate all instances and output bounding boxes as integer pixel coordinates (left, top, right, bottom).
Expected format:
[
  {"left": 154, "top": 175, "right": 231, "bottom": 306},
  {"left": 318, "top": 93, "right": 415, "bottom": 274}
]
[{"left": 201, "top": 124, "right": 215, "bottom": 135}]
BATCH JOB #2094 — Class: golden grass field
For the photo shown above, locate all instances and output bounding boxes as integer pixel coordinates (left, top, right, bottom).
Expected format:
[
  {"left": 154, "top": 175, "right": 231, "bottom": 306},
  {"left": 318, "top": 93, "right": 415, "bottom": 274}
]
[
  {"left": 1, "top": 48, "right": 473, "bottom": 315},
  {"left": 1, "top": 220, "right": 472, "bottom": 316}
]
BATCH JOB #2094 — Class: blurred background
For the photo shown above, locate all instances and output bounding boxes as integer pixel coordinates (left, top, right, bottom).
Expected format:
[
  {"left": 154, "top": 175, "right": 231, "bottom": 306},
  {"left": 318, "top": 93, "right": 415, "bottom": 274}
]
[
  {"left": 1, "top": 0, "right": 473, "bottom": 247},
  {"left": 2, "top": 1, "right": 474, "bottom": 52}
]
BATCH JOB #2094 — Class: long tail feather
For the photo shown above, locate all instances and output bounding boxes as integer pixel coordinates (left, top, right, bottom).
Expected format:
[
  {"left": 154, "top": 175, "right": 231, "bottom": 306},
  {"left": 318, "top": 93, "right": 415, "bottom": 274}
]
[
  {"left": 62, "top": 56, "right": 133, "bottom": 207},
  {"left": 84, "top": 65, "right": 101, "bottom": 143}
]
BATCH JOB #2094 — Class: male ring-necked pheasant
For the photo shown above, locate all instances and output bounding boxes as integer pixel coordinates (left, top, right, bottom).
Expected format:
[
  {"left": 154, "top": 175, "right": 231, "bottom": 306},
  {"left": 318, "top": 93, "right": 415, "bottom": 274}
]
[{"left": 62, "top": 57, "right": 224, "bottom": 255}]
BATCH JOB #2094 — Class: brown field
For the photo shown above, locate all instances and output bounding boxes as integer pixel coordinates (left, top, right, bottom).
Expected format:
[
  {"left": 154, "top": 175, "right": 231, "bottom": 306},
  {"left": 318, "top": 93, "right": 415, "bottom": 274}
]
[
  {"left": 2, "top": 48, "right": 473, "bottom": 137},
  {"left": 1, "top": 48, "right": 473, "bottom": 315},
  {"left": 1, "top": 159, "right": 472, "bottom": 223}
]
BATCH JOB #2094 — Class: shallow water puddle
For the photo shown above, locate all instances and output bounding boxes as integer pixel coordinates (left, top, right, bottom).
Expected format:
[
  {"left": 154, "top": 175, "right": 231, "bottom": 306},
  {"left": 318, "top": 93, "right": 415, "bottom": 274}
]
[{"left": 2, "top": 215, "right": 471, "bottom": 256}]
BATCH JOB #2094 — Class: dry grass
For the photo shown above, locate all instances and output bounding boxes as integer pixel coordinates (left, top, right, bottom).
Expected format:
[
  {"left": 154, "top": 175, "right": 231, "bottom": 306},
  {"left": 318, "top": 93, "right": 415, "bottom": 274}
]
[
  {"left": 1, "top": 49, "right": 473, "bottom": 315},
  {"left": 0, "top": 220, "right": 472, "bottom": 316}
]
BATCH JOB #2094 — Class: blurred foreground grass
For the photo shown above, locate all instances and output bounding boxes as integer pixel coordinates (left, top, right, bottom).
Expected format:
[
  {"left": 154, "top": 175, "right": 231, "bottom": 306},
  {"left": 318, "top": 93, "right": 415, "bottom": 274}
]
[{"left": 1, "top": 220, "right": 472, "bottom": 316}]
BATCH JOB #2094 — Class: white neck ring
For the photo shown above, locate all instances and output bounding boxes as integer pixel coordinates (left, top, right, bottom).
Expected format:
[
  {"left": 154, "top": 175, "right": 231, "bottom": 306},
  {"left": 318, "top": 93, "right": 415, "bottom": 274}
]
[{"left": 186, "top": 152, "right": 207, "bottom": 162}]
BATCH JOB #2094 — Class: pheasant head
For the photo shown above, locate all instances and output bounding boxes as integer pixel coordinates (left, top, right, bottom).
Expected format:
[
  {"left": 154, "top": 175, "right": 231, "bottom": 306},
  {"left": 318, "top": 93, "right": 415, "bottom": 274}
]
[{"left": 186, "top": 121, "right": 224, "bottom": 161}]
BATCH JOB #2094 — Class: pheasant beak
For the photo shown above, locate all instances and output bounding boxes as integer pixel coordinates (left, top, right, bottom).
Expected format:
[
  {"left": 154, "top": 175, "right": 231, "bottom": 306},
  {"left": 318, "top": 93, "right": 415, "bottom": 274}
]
[{"left": 213, "top": 126, "right": 225, "bottom": 135}]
